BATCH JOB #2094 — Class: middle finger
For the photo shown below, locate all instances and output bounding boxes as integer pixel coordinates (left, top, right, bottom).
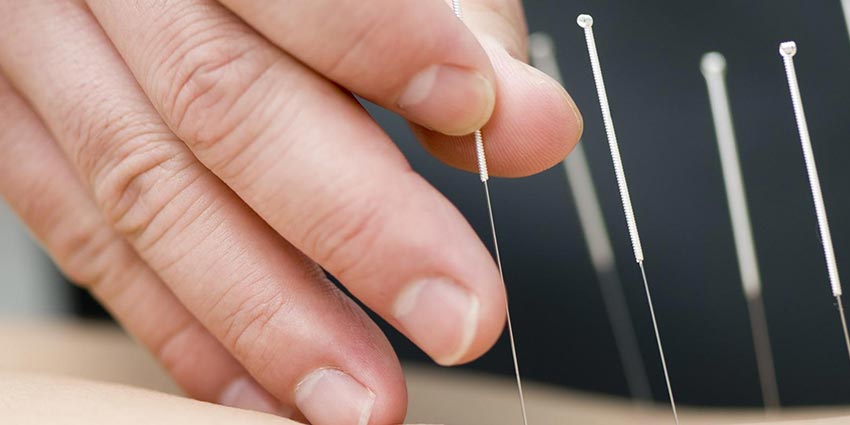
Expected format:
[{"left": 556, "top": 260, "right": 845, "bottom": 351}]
[{"left": 87, "top": 0, "right": 508, "bottom": 366}]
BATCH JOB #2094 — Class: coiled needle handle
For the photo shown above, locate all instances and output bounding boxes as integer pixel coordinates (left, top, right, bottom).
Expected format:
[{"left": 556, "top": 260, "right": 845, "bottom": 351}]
[
  {"left": 578, "top": 14, "right": 678, "bottom": 424},
  {"left": 779, "top": 42, "right": 850, "bottom": 364}
]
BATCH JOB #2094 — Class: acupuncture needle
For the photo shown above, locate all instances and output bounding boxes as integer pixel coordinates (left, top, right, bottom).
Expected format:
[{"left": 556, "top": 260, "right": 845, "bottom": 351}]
[
  {"left": 701, "top": 52, "right": 781, "bottom": 409},
  {"left": 577, "top": 14, "right": 679, "bottom": 423},
  {"left": 449, "top": 2, "right": 529, "bottom": 425},
  {"left": 528, "top": 32, "right": 653, "bottom": 402},
  {"left": 779, "top": 41, "right": 850, "bottom": 363}
]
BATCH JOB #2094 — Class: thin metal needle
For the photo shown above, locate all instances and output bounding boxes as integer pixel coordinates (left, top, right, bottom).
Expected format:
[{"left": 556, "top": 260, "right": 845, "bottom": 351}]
[
  {"left": 577, "top": 14, "right": 678, "bottom": 423},
  {"left": 779, "top": 41, "right": 850, "bottom": 364},
  {"left": 639, "top": 262, "right": 679, "bottom": 424},
  {"left": 451, "top": 2, "right": 529, "bottom": 424},
  {"left": 747, "top": 295, "right": 780, "bottom": 408},
  {"left": 529, "top": 32, "right": 653, "bottom": 402},
  {"left": 701, "top": 52, "right": 780, "bottom": 409},
  {"left": 485, "top": 181, "right": 529, "bottom": 425},
  {"left": 838, "top": 296, "right": 850, "bottom": 362}
]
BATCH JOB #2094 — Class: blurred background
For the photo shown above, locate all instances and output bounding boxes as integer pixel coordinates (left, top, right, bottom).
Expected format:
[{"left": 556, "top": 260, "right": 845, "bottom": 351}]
[{"left": 3, "top": 0, "right": 850, "bottom": 410}]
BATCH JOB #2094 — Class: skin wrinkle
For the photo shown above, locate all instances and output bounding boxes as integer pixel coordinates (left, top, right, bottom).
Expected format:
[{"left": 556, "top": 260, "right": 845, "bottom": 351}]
[
  {"left": 139, "top": 181, "right": 222, "bottom": 270},
  {"left": 155, "top": 319, "right": 218, "bottom": 375},
  {"left": 212, "top": 94, "right": 302, "bottom": 198},
  {"left": 298, "top": 186, "right": 390, "bottom": 284},
  {"left": 61, "top": 228, "right": 125, "bottom": 290},
  {"left": 0, "top": 0, "right": 575, "bottom": 421},
  {"left": 0, "top": 82, "right": 127, "bottom": 292},
  {"left": 102, "top": 156, "right": 203, "bottom": 242},
  {"left": 227, "top": 290, "right": 289, "bottom": 369},
  {"left": 183, "top": 60, "right": 289, "bottom": 185},
  {"left": 203, "top": 255, "right": 275, "bottom": 326},
  {"left": 156, "top": 20, "right": 252, "bottom": 114},
  {"left": 94, "top": 142, "right": 194, "bottom": 231},
  {"left": 318, "top": 2, "right": 389, "bottom": 82},
  {"left": 0, "top": 73, "right": 256, "bottom": 407},
  {"left": 167, "top": 39, "right": 269, "bottom": 139}
]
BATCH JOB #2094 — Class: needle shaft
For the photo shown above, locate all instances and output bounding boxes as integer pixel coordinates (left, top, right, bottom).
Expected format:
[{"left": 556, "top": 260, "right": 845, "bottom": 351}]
[
  {"left": 747, "top": 294, "right": 781, "bottom": 408},
  {"left": 578, "top": 14, "right": 678, "bottom": 423},
  {"left": 701, "top": 52, "right": 780, "bottom": 408},
  {"left": 838, "top": 296, "right": 850, "bottom": 364},
  {"left": 449, "top": 1, "right": 528, "bottom": 423},
  {"left": 485, "top": 181, "right": 529, "bottom": 425},
  {"left": 640, "top": 262, "right": 679, "bottom": 423},
  {"left": 529, "top": 33, "right": 652, "bottom": 401}
]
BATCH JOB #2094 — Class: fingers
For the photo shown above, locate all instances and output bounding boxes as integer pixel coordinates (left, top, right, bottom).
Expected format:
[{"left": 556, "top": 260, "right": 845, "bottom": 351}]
[
  {"left": 86, "top": 0, "right": 507, "bottom": 366},
  {"left": 217, "top": 0, "right": 496, "bottom": 136},
  {"left": 0, "top": 74, "right": 280, "bottom": 415},
  {"left": 417, "top": 0, "right": 584, "bottom": 177},
  {"left": 0, "top": 3, "right": 407, "bottom": 425}
]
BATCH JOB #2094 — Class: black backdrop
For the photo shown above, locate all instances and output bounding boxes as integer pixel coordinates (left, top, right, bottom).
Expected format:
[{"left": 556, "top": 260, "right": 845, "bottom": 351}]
[{"left": 73, "top": 0, "right": 850, "bottom": 408}]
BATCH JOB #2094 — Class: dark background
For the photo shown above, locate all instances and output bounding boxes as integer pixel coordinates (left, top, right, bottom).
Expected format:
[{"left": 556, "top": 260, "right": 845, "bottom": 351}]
[{"left": 73, "top": 0, "right": 850, "bottom": 408}]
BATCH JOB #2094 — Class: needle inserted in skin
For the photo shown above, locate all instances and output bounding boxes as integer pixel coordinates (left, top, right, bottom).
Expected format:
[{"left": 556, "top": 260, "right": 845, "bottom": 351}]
[
  {"left": 529, "top": 33, "right": 653, "bottom": 402},
  {"left": 779, "top": 41, "right": 850, "bottom": 364},
  {"left": 701, "top": 52, "right": 780, "bottom": 409},
  {"left": 450, "top": 2, "right": 529, "bottom": 425},
  {"left": 577, "top": 14, "right": 679, "bottom": 423}
]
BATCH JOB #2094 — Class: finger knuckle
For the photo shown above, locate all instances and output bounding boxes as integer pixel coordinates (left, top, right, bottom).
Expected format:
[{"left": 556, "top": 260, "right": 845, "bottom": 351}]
[
  {"left": 53, "top": 217, "right": 121, "bottom": 288},
  {"left": 217, "top": 281, "right": 291, "bottom": 367},
  {"left": 83, "top": 123, "right": 202, "bottom": 248},
  {"left": 163, "top": 30, "right": 275, "bottom": 153},
  {"left": 45, "top": 206, "right": 142, "bottom": 303},
  {"left": 299, "top": 192, "right": 387, "bottom": 280}
]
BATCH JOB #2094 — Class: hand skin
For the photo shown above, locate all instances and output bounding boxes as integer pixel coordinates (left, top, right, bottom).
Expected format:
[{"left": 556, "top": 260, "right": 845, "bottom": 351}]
[{"left": 0, "top": 1, "right": 582, "bottom": 424}]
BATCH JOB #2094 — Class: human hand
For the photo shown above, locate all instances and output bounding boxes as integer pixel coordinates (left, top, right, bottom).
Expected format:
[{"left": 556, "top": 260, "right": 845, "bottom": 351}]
[{"left": 0, "top": 1, "right": 581, "bottom": 424}]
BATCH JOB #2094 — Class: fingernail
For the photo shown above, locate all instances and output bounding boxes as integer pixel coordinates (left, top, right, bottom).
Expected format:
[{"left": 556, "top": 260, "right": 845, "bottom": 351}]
[
  {"left": 295, "top": 368, "right": 375, "bottom": 425},
  {"left": 398, "top": 65, "right": 495, "bottom": 136},
  {"left": 393, "top": 277, "right": 479, "bottom": 365},
  {"left": 220, "top": 376, "right": 288, "bottom": 416}
]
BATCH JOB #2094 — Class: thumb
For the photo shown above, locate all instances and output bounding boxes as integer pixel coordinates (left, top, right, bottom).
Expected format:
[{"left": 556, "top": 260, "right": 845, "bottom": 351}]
[{"left": 416, "top": 0, "right": 584, "bottom": 178}]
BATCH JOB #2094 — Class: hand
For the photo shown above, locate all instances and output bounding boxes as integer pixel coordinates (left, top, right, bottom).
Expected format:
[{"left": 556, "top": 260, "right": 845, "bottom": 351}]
[{"left": 0, "top": 1, "right": 581, "bottom": 424}]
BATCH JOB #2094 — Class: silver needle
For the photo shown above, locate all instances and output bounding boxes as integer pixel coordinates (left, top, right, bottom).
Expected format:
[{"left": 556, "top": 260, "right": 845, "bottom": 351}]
[
  {"left": 450, "top": 2, "right": 529, "bottom": 425},
  {"left": 529, "top": 32, "right": 653, "bottom": 402},
  {"left": 577, "top": 14, "right": 679, "bottom": 423},
  {"left": 701, "top": 52, "right": 780, "bottom": 409},
  {"left": 779, "top": 41, "right": 850, "bottom": 364}
]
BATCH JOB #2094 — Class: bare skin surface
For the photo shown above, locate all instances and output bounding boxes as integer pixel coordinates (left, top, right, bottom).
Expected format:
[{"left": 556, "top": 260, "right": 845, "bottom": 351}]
[
  {"left": 3, "top": 321, "right": 850, "bottom": 425},
  {"left": 1, "top": 374, "right": 298, "bottom": 425}
]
